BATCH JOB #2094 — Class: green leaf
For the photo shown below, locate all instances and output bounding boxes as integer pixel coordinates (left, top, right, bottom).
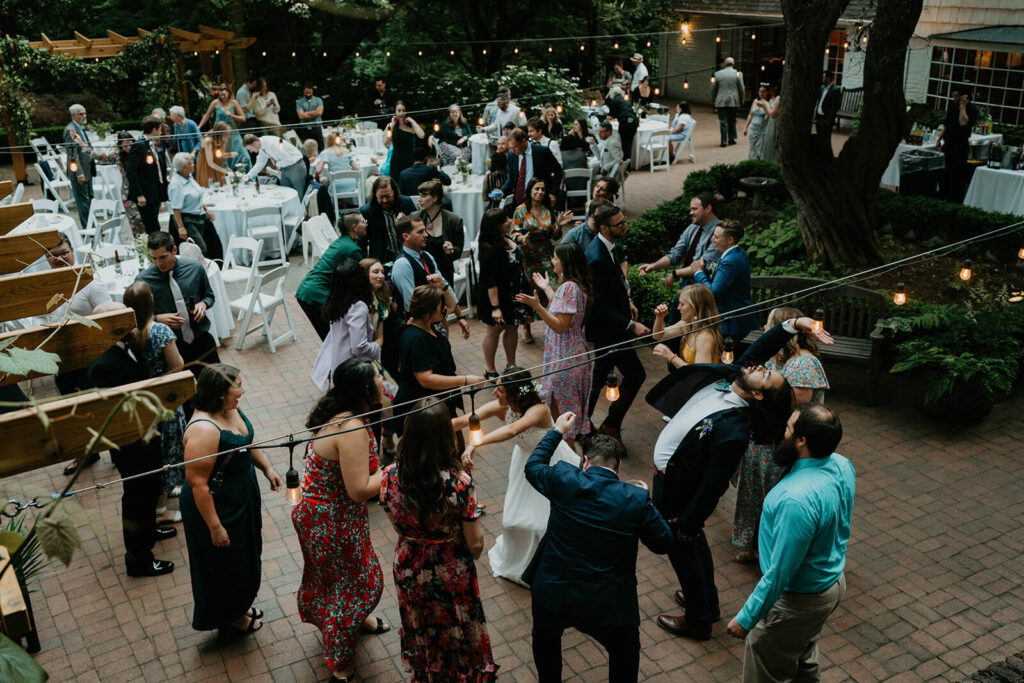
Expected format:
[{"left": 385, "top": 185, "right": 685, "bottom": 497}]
[
  {"left": 36, "top": 513, "right": 82, "bottom": 567},
  {"left": 64, "top": 312, "right": 101, "bottom": 330},
  {"left": 0, "top": 336, "right": 18, "bottom": 352},
  {"left": 6, "top": 348, "right": 61, "bottom": 377},
  {"left": 0, "top": 633, "right": 48, "bottom": 683},
  {"left": 0, "top": 531, "right": 25, "bottom": 554}
]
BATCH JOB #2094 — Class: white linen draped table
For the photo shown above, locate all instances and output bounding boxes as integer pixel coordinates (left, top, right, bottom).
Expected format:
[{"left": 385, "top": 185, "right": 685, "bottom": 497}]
[
  {"left": 447, "top": 174, "right": 486, "bottom": 245},
  {"left": 350, "top": 154, "right": 381, "bottom": 203},
  {"left": 880, "top": 133, "right": 1003, "bottom": 188},
  {"left": 611, "top": 118, "right": 667, "bottom": 169},
  {"left": 94, "top": 257, "right": 235, "bottom": 342},
  {"left": 469, "top": 133, "right": 490, "bottom": 175},
  {"left": 963, "top": 167, "right": 1024, "bottom": 216}
]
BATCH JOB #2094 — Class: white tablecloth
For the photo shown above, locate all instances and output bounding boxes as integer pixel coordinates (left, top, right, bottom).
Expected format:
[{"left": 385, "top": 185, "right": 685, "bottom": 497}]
[
  {"left": 13, "top": 213, "right": 82, "bottom": 272},
  {"left": 881, "top": 133, "right": 1003, "bottom": 188},
  {"left": 470, "top": 133, "right": 490, "bottom": 175},
  {"left": 95, "top": 257, "right": 235, "bottom": 341},
  {"left": 611, "top": 118, "right": 667, "bottom": 169},
  {"left": 964, "top": 167, "right": 1024, "bottom": 216},
  {"left": 448, "top": 175, "right": 486, "bottom": 244},
  {"left": 351, "top": 154, "right": 381, "bottom": 203}
]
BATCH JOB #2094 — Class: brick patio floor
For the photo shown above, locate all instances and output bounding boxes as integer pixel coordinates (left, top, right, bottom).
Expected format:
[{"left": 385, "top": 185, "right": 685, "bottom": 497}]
[{"left": 4, "top": 106, "right": 1024, "bottom": 681}]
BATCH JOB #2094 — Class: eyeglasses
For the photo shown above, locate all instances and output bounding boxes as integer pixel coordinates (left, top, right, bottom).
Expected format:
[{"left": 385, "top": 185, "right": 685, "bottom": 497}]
[{"left": 610, "top": 219, "right": 627, "bottom": 228}]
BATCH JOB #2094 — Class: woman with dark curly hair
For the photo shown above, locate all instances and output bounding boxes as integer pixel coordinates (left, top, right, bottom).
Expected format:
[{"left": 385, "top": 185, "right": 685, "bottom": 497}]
[
  {"left": 311, "top": 258, "right": 380, "bottom": 391},
  {"left": 294, "top": 358, "right": 390, "bottom": 681},
  {"left": 453, "top": 366, "right": 579, "bottom": 584},
  {"left": 379, "top": 401, "right": 498, "bottom": 680}
]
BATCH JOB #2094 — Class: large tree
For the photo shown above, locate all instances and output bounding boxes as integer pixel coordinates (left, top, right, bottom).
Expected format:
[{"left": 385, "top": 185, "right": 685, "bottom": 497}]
[{"left": 778, "top": 0, "right": 923, "bottom": 267}]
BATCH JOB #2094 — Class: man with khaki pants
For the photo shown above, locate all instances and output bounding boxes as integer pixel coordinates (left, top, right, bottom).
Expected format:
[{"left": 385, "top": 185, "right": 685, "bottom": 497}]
[{"left": 726, "top": 404, "right": 856, "bottom": 681}]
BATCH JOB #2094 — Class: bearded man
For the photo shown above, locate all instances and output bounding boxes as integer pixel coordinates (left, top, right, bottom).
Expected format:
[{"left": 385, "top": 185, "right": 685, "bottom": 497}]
[{"left": 645, "top": 314, "right": 834, "bottom": 641}]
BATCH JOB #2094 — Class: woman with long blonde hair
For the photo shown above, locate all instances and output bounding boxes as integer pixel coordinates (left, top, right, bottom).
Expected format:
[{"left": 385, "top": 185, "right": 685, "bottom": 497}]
[{"left": 651, "top": 284, "right": 724, "bottom": 368}]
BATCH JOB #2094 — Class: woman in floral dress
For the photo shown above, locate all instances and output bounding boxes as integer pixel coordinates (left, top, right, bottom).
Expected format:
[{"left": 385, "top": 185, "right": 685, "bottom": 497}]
[
  {"left": 516, "top": 242, "right": 593, "bottom": 447},
  {"left": 731, "top": 307, "right": 830, "bottom": 563},
  {"left": 293, "top": 358, "right": 390, "bottom": 681},
  {"left": 379, "top": 401, "right": 498, "bottom": 682},
  {"left": 511, "top": 177, "right": 573, "bottom": 343}
]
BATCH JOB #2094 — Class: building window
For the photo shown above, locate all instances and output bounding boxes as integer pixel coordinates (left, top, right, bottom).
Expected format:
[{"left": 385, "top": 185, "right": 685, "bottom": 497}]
[
  {"left": 927, "top": 46, "right": 1024, "bottom": 125},
  {"left": 825, "top": 30, "right": 847, "bottom": 86}
]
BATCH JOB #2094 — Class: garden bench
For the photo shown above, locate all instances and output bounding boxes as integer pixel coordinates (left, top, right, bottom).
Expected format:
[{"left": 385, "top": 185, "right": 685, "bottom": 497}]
[
  {"left": 741, "top": 276, "right": 890, "bottom": 403},
  {"left": 836, "top": 87, "right": 863, "bottom": 129}
]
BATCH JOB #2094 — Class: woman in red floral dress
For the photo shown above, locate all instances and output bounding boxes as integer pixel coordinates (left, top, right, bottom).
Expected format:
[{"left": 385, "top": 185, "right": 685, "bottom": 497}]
[
  {"left": 379, "top": 401, "right": 499, "bottom": 681},
  {"left": 293, "top": 358, "right": 391, "bottom": 681}
]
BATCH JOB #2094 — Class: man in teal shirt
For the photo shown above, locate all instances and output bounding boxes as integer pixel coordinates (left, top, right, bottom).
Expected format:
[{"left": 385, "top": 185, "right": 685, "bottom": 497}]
[
  {"left": 295, "top": 212, "right": 366, "bottom": 339},
  {"left": 727, "top": 404, "right": 855, "bottom": 682}
]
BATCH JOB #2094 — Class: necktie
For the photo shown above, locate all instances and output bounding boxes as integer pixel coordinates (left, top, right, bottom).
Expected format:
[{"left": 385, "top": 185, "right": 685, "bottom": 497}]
[
  {"left": 514, "top": 154, "right": 527, "bottom": 205},
  {"left": 683, "top": 226, "right": 704, "bottom": 266},
  {"left": 612, "top": 245, "right": 625, "bottom": 263},
  {"left": 168, "top": 270, "right": 195, "bottom": 344},
  {"left": 714, "top": 380, "right": 731, "bottom": 392},
  {"left": 77, "top": 123, "right": 92, "bottom": 147},
  {"left": 421, "top": 254, "right": 432, "bottom": 275},
  {"left": 151, "top": 142, "right": 164, "bottom": 184}
]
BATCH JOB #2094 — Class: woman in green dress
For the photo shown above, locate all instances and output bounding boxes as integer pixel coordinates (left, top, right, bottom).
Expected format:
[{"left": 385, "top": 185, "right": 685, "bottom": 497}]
[{"left": 180, "top": 364, "right": 282, "bottom": 633}]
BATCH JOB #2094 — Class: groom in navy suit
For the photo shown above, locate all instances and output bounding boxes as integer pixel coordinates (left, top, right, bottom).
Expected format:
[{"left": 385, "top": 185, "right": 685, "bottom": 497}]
[
  {"left": 693, "top": 219, "right": 758, "bottom": 341},
  {"left": 524, "top": 413, "right": 672, "bottom": 682}
]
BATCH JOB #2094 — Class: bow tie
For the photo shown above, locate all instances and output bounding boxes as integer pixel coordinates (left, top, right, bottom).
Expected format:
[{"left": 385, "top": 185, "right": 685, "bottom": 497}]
[{"left": 714, "top": 380, "right": 731, "bottom": 393}]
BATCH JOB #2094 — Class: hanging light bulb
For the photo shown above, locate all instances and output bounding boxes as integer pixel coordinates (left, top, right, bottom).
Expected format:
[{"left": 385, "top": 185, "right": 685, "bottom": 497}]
[
  {"left": 514, "top": 47, "right": 519, "bottom": 54},
  {"left": 605, "top": 371, "right": 621, "bottom": 402},
  {"left": 215, "top": 49, "right": 220, "bottom": 55},
  {"left": 716, "top": 33, "right": 721, "bottom": 43},
  {"left": 959, "top": 258, "right": 973, "bottom": 281},
  {"left": 682, "top": 38, "right": 686, "bottom": 45},
  {"left": 682, "top": 21, "right": 689, "bottom": 33},
  {"left": 761, "top": 65, "right": 766, "bottom": 71},
  {"left": 812, "top": 308, "right": 825, "bottom": 333},
  {"left": 433, "top": 122, "right": 440, "bottom": 132},
  {"left": 646, "top": 40, "right": 652, "bottom": 48},
  {"left": 654, "top": 87, "right": 661, "bottom": 96},
  {"left": 548, "top": 45, "right": 553, "bottom": 52},
  {"left": 1009, "top": 291, "right": 1024, "bottom": 303},
  {"left": 843, "top": 41, "right": 849, "bottom": 49},
  {"left": 482, "top": 48, "right": 487, "bottom": 55},
  {"left": 1018, "top": 245, "right": 1024, "bottom": 260},
  {"left": 580, "top": 44, "right": 585, "bottom": 51},
  {"left": 68, "top": 160, "right": 79, "bottom": 173},
  {"left": 355, "top": 50, "right": 360, "bottom": 57},
  {"left": 468, "top": 413, "right": 485, "bottom": 446},
  {"left": 291, "top": 51, "right": 296, "bottom": 57},
  {"left": 286, "top": 467, "right": 301, "bottom": 506},
  {"left": 722, "top": 337, "right": 735, "bottom": 364},
  {"left": 214, "top": 148, "right": 223, "bottom": 159},
  {"left": 450, "top": 49, "right": 455, "bottom": 56},
  {"left": 590, "top": 99, "right": 597, "bottom": 106},
  {"left": 261, "top": 50, "right": 266, "bottom": 57},
  {"left": 893, "top": 282, "right": 907, "bottom": 306},
  {"left": 322, "top": 51, "right": 327, "bottom": 57},
  {"left": 750, "top": 32, "right": 757, "bottom": 40},
  {"left": 145, "top": 153, "right": 155, "bottom": 165},
  {"left": 684, "top": 76, "right": 689, "bottom": 89},
  {"left": 386, "top": 50, "right": 391, "bottom": 57},
  {"left": 614, "top": 42, "right": 619, "bottom": 49},
  {"left": 334, "top": 134, "right": 342, "bottom": 146},
  {"left": 418, "top": 50, "right": 423, "bottom": 56},
  {"left": 556, "top": 104, "right": 563, "bottom": 113},
  {"left": 710, "top": 76, "right": 716, "bottom": 84},
  {"left": 478, "top": 116, "right": 484, "bottom": 125}
]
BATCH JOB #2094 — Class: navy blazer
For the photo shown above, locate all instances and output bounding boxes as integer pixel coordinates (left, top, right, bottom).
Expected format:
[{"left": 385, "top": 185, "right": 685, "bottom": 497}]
[
  {"left": 502, "top": 143, "right": 564, "bottom": 201},
  {"left": 523, "top": 429, "right": 672, "bottom": 627},
  {"left": 398, "top": 163, "right": 451, "bottom": 197},
  {"left": 645, "top": 323, "right": 796, "bottom": 534},
  {"left": 359, "top": 195, "right": 417, "bottom": 264},
  {"left": 693, "top": 246, "right": 758, "bottom": 339},
  {"left": 584, "top": 236, "right": 632, "bottom": 346}
]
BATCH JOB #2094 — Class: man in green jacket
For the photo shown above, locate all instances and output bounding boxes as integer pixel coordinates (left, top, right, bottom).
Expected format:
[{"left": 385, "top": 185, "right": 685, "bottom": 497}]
[{"left": 296, "top": 212, "right": 367, "bottom": 339}]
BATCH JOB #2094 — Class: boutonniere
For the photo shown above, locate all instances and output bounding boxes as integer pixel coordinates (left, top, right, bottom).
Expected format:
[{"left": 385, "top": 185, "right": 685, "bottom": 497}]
[
  {"left": 705, "top": 260, "right": 719, "bottom": 277},
  {"left": 694, "top": 418, "right": 713, "bottom": 439}
]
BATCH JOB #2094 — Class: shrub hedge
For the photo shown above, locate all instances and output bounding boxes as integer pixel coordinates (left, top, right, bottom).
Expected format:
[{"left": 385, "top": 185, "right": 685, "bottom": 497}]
[
  {"left": 627, "top": 265, "right": 678, "bottom": 328},
  {"left": 682, "top": 159, "right": 783, "bottom": 200}
]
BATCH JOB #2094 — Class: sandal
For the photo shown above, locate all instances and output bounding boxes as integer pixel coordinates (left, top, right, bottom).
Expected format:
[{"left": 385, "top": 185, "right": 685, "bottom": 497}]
[
  {"left": 361, "top": 616, "right": 390, "bottom": 635},
  {"left": 732, "top": 550, "right": 759, "bottom": 565},
  {"left": 225, "top": 614, "right": 262, "bottom": 635},
  {"left": 484, "top": 370, "right": 500, "bottom": 380},
  {"left": 247, "top": 607, "right": 264, "bottom": 620}
]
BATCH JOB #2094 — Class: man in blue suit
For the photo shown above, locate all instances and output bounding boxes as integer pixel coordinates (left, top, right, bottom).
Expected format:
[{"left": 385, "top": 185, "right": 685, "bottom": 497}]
[
  {"left": 693, "top": 219, "right": 758, "bottom": 341},
  {"left": 524, "top": 412, "right": 672, "bottom": 682}
]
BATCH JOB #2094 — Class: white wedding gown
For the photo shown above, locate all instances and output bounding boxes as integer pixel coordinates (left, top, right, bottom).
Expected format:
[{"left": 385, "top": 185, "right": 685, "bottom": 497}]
[{"left": 488, "top": 410, "right": 581, "bottom": 586}]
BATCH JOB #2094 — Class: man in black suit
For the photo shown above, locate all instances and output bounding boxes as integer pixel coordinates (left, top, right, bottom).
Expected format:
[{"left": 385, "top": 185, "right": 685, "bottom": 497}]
[
  {"left": 398, "top": 146, "right": 451, "bottom": 197},
  {"left": 815, "top": 71, "right": 842, "bottom": 136},
  {"left": 502, "top": 128, "right": 564, "bottom": 209},
  {"left": 359, "top": 175, "right": 416, "bottom": 265},
  {"left": 525, "top": 412, "right": 672, "bottom": 682},
  {"left": 125, "top": 116, "right": 169, "bottom": 235},
  {"left": 585, "top": 202, "right": 650, "bottom": 448},
  {"left": 647, "top": 316, "right": 833, "bottom": 640}
]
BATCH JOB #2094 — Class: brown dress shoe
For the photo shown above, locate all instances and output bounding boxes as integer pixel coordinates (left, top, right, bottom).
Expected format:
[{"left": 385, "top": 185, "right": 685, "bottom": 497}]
[
  {"left": 657, "top": 614, "right": 712, "bottom": 640},
  {"left": 674, "top": 591, "right": 722, "bottom": 621}
]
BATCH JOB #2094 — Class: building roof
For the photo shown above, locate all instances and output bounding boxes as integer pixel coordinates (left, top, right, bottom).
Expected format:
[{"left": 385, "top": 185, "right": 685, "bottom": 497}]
[
  {"left": 672, "top": 0, "right": 876, "bottom": 21},
  {"left": 930, "top": 25, "right": 1024, "bottom": 46}
]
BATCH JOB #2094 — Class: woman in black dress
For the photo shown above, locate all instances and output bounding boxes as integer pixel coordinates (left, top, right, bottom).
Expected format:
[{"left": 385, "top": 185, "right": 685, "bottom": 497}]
[
  {"left": 392, "top": 285, "right": 485, "bottom": 436},
  {"left": 477, "top": 208, "right": 530, "bottom": 378},
  {"left": 385, "top": 101, "right": 425, "bottom": 182},
  {"left": 180, "top": 364, "right": 282, "bottom": 633},
  {"left": 417, "top": 179, "right": 465, "bottom": 286}
]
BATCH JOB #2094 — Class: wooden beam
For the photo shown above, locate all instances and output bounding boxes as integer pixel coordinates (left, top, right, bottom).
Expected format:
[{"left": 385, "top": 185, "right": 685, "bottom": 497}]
[
  {"left": 0, "top": 310, "right": 136, "bottom": 386},
  {"left": 0, "top": 371, "right": 196, "bottom": 476},
  {"left": 0, "top": 204, "right": 35, "bottom": 235},
  {"left": 106, "top": 30, "right": 129, "bottom": 45},
  {"left": 198, "top": 25, "right": 236, "bottom": 39},
  {"left": 169, "top": 27, "right": 203, "bottom": 42},
  {"left": 42, "top": 45, "right": 129, "bottom": 58},
  {"left": 0, "top": 265, "right": 93, "bottom": 323},
  {"left": 199, "top": 51, "right": 214, "bottom": 80},
  {"left": 39, "top": 33, "right": 53, "bottom": 50},
  {"left": 73, "top": 31, "right": 93, "bottom": 48},
  {"left": 0, "top": 547, "right": 30, "bottom": 639},
  {"left": 0, "top": 181, "right": 12, "bottom": 199},
  {"left": 0, "top": 229, "right": 60, "bottom": 275},
  {"left": 137, "top": 28, "right": 152, "bottom": 38},
  {"left": 174, "top": 39, "right": 240, "bottom": 53},
  {"left": 229, "top": 37, "right": 258, "bottom": 49},
  {"left": 219, "top": 49, "right": 234, "bottom": 90}
]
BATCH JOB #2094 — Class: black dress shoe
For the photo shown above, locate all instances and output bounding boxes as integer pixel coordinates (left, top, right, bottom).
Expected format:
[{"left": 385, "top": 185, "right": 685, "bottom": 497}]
[
  {"left": 127, "top": 559, "right": 175, "bottom": 577},
  {"left": 657, "top": 614, "right": 712, "bottom": 640},
  {"left": 155, "top": 526, "right": 177, "bottom": 540},
  {"left": 674, "top": 590, "right": 722, "bottom": 621}
]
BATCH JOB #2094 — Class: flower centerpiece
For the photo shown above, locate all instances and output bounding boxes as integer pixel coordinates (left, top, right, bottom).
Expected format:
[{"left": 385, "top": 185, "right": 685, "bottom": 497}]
[
  {"left": 134, "top": 234, "right": 150, "bottom": 267},
  {"left": 228, "top": 168, "right": 246, "bottom": 196},
  {"left": 456, "top": 157, "right": 471, "bottom": 183}
]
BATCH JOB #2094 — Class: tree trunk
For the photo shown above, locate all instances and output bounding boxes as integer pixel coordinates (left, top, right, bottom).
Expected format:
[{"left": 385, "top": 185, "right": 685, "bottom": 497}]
[{"left": 778, "top": 0, "right": 923, "bottom": 268}]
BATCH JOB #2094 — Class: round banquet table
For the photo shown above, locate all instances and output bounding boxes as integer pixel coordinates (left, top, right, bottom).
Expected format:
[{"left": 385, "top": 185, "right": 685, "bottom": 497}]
[
  {"left": 469, "top": 133, "right": 490, "bottom": 175},
  {"left": 611, "top": 118, "right": 667, "bottom": 169},
  {"left": 93, "top": 256, "right": 235, "bottom": 343},
  {"left": 13, "top": 213, "right": 83, "bottom": 272},
  {"left": 447, "top": 174, "right": 486, "bottom": 245},
  {"left": 963, "top": 167, "right": 1024, "bottom": 217}
]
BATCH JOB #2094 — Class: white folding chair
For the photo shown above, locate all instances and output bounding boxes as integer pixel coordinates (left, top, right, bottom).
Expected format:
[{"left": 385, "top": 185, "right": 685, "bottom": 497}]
[
  {"left": 219, "top": 235, "right": 263, "bottom": 310},
  {"left": 563, "top": 168, "right": 592, "bottom": 221},
  {"left": 81, "top": 216, "right": 126, "bottom": 260},
  {"left": 242, "top": 205, "right": 286, "bottom": 268},
  {"left": 29, "top": 137, "right": 56, "bottom": 158},
  {"left": 673, "top": 121, "right": 697, "bottom": 164},
  {"left": 230, "top": 264, "right": 297, "bottom": 352},
  {"left": 177, "top": 241, "right": 205, "bottom": 262},
  {"left": 645, "top": 130, "right": 671, "bottom": 173},
  {"left": 92, "top": 164, "right": 123, "bottom": 204},
  {"left": 448, "top": 247, "right": 476, "bottom": 320},
  {"left": 301, "top": 214, "right": 336, "bottom": 266},
  {"left": 328, "top": 170, "right": 362, "bottom": 212},
  {"left": 31, "top": 198, "right": 59, "bottom": 213},
  {"left": 615, "top": 160, "right": 631, "bottom": 210},
  {"left": 33, "top": 162, "right": 73, "bottom": 213},
  {"left": 81, "top": 198, "right": 118, "bottom": 244},
  {"left": 1, "top": 183, "right": 25, "bottom": 206}
]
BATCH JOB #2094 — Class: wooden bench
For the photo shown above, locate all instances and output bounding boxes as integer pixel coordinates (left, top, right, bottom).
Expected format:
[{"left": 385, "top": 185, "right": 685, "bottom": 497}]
[
  {"left": 741, "top": 276, "right": 890, "bottom": 403},
  {"left": 836, "top": 87, "right": 864, "bottom": 129}
]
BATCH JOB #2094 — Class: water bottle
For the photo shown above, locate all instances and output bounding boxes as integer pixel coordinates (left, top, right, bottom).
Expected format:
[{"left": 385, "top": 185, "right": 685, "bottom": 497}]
[{"left": 114, "top": 250, "right": 122, "bottom": 276}]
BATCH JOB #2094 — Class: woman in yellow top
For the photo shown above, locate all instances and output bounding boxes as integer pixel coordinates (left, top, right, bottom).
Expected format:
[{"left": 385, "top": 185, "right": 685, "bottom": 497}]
[{"left": 651, "top": 284, "right": 724, "bottom": 367}]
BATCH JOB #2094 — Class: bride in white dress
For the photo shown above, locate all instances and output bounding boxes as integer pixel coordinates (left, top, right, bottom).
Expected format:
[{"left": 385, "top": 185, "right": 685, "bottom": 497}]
[{"left": 453, "top": 366, "right": 580, "bottom": 586}]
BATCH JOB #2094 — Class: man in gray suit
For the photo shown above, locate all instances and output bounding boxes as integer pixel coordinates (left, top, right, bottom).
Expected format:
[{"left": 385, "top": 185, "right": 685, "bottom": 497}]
[
  {"left": 594, "top": 121, "right": 624, "bottom": 182},
  {"left": 712, "top": 57, "right": 745, "bottom": 147},
  {"left": 63, "top": 103, "right": 95, "bottom": 229}
]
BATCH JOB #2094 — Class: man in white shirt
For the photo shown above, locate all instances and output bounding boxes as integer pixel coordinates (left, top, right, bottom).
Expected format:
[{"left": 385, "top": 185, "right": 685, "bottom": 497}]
[
  {"left": 236, "top": 75, "right": 258, "bottom": 130},
  {"left": 526, "top": 117, "right": 562, "bottom": 165},
  {"left": 630, "top": 54, "right": 649, "bottom": 101},
  {"left": 243, "top": 134, "right": 307, "bottom": 194},
  {"left": 479, "top": 87, "right": 522, "bottom": 144}
]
